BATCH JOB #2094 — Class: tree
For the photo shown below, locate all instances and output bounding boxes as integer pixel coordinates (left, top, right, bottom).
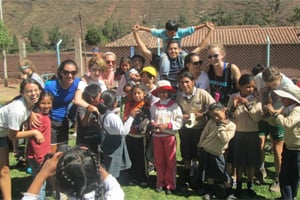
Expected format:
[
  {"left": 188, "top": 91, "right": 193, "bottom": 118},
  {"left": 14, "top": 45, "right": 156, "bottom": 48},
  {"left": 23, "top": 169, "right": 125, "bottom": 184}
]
[
  {"left": 85, "top": 25, "right": 101, "bottom": 46},
  {"left": 26, "top": 26, "right": 44, "bottom": 51},
  {"left": 0, "top": 21, "right": 12, "bottom": 53},
  {"left": 178, "top": 13, "right": 189, "bottom": 27},
  {"left": 8, "top": 34, "right": 18, "bottom": 54},
  {"left": 47, "top": 25, "right": 61, "bottom": 49}
]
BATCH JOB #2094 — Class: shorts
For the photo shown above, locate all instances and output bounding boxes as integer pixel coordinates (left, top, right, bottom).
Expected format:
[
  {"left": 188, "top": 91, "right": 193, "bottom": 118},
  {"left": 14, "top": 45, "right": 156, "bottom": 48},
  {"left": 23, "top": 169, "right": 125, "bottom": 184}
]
[
  {"left": 51, "top": 118, "right": 69, "bottom": 145},
  {"left": 258, "top": 120, "right": 284, "bottom": 141},
  {"left": 0, "top": 137, "right": 8, "bottom": 148}
]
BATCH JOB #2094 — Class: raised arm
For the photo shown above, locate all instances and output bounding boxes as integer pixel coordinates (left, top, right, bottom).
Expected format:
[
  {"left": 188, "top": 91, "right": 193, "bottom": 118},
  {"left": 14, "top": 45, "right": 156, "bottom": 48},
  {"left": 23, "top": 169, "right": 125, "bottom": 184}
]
[
  {"left": 133, "top": 24, "right": 151, "bottom": 32},
  {"left": 132, "top": 29, "right": 152, "bottom": 61},
  {"left": 193, "top": 23, "right": 207, "bottom": 31},
  {"left": 192, "top": 22, "right": 215, "bottom": 55}
]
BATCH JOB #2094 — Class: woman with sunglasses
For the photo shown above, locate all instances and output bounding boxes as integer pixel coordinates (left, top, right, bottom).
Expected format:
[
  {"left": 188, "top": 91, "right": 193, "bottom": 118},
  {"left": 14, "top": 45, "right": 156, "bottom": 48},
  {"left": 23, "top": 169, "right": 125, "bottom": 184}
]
[
  {"left": 101, "top": 52, "right": 116, "bottom": 89},
  {"left": 42, "top": 59, "right": 80, "bottom": 153},
  {"left": 182, "top": 52, "right": 210, "bottom": 92},
  {"left": 206, "top": 43, "right": 241, "bottom": 105}
]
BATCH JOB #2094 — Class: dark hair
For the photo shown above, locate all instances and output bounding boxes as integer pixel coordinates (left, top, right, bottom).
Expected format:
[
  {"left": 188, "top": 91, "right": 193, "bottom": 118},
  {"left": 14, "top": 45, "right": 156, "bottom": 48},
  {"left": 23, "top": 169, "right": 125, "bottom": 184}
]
[
  {"left": 56, "top": 146, "right": 103, "bottom": 199},
  {"left": 165, "top": 20, "right": 179, "bottom": 31},
  {"left": 184, "top": 53, "right": 198, "bottom": 67},
  {"left": 82, "top": 84, "right": 102, "bottom": 104},
  {"left": 208, "top": 102, "right": 225, "bottom": 112},
  {"left": 57, "top": 59, "right": 78, "bottom": 79},
  {"left": 262, "top": 66, "right": 281, "bottom": 82},
  {"left": 33, "top": 91, "right": 53, "bottom": 112},
  {"left": 123, "top": 83, "right": 133, "bottom": 92},
  {"left": 178, "top": 70, "right": 195, "bottom": 81},
  {"left": 7, "top": 79, "right": 43, "bottom": 105},
  {"left": 238, "top": 74, "right": 254, "bottom": 86},
  {"left": 132, "top": 84, "right": 146, "bottom": 94},
  {"left": 251, "top": 64, "right": 265, "bottom": 76},
  {"left": 97, "top": 90, "right": 117, "bottom": 114},
  {"left": 166, "top": 39, "right": 180, "bottom": 50},
  {"left": 131, "top": 54, "right": 145, "bottom": 65},
  {"left": 119, "top": 57, "right": 132, "bottom": 69}
]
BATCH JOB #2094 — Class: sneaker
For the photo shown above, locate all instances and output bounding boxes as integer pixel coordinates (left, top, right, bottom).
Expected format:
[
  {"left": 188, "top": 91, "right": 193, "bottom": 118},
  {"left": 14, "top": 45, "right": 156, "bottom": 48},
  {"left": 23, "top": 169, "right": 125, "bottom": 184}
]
[
  {"left": 166, "top": 189, "right": 172, "bottom": 195},
  {"left": 189, "top": 160, "right": 198, "bottom": 177},
  {"left": 155, "top": 187, "right": 163, "bottom": 193},
  {"left": 202, "top": 193, "right": 216, "bottom": 200},
  {"left": 269, "top": 181, "right": 280, "bottom": 193},
  {"left": 259, "top": 167, "right": 267, "bottom": 179},
  {"left": 226, "top": 194, "right": 237, "bottom": 200}
]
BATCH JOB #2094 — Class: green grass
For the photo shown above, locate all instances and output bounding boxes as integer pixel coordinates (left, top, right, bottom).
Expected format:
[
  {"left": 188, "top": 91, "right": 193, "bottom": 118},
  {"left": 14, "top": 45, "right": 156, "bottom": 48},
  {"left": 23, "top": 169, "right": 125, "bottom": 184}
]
[{"left": 9, "top": 135, "right": 291, "bottom": 200}]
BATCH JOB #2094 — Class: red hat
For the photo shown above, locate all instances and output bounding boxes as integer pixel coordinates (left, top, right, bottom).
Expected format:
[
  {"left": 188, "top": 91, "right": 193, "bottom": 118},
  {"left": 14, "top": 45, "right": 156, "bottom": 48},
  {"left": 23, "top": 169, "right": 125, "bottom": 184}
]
[{"left": 151, "top": 80, "right": 176, "bottom": 97}]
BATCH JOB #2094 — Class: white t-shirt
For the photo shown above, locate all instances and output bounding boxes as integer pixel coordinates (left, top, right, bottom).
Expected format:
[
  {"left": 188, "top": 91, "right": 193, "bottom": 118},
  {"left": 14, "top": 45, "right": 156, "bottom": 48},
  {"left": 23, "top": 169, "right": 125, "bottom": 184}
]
[
  {"left": 0, "top": 98, "right": 31, "bottom": 137},
  {"left": 195, "top": 70, "right": 210, "bottom": 92},
  {"left": 77, "top": 79, "right": 107, "bottom": 93}
]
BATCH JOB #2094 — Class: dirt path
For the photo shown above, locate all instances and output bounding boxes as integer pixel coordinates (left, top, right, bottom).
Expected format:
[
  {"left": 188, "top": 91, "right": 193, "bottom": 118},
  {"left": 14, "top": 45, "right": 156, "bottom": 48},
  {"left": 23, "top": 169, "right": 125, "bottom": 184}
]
[{"left": 0, "top": 84, "right": 19, "bottom": 104}]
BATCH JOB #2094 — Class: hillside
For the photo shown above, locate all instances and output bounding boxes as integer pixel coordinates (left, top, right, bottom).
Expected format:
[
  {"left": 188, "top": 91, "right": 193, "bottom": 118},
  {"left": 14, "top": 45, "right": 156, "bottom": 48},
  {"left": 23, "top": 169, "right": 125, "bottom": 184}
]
[{"left": 2, "top": 0, "right": 300, "bottom": 43}]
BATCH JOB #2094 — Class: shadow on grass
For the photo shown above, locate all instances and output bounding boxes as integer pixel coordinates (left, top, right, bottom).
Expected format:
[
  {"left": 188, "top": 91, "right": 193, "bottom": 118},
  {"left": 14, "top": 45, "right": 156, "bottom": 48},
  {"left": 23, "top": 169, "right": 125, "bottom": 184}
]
[{"left": 12, "top": 175, "right": 32, "bottom": 199}]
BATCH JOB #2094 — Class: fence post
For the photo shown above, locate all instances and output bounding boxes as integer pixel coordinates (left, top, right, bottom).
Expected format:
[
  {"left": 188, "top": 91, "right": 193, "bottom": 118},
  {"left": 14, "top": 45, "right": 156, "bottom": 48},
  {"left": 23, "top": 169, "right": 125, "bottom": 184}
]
[
  {"left": 56, "top": 39, "right": 63, "bottom": 66},
  {"left": 266, "top": 36, "right": 270, "bottom": 67}
]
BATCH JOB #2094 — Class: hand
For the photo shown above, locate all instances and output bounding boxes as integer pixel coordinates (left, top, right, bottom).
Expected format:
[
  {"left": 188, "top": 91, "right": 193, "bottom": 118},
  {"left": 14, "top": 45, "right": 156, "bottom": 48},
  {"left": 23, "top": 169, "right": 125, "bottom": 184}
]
[
  {"left": 30, "top": 112, "right": 42, "bottom": 128},
  {"left": 40, "top": 152, "right": 63, "bottom": 177},
  {"left": 183, "top": 114, "right": 190, "bottom": 121},
  {"left": 238, "top": 96, "right": 249, "bottom": 106},
  {"left": 264, "top": 103, "right": 275, "bottom": 113},
  {"left": 34, "top": 130, "right": 45, "bottom": 144},
  {"left": 206, "top": 22, "right": 215, "bottom": 30},
  {"left": 132, "top": 24, "right": 140, "bottom": 32},
  {"left": 99, "top": 165, "right": 109, "bottom": 181},
  {"left": 87, "top": 104, "right": 99, "bottom": 115},
  {"left": 232, "top": 96, "right": 239, "bottom": 108},
  {"left": 157, "top": 123, "right": 168, "bottom": 131},
  {"left": 130, "top": 108, "right": 140, "bottom": 117}
]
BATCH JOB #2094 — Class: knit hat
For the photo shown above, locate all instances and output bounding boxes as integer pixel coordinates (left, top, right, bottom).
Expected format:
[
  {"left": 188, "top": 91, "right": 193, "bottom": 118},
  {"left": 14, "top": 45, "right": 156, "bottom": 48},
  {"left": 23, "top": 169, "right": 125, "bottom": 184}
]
[
  {"left": 151, "top": 80, "right": 176, "bottom": 96},
  {"left": 273, "top": 89, "right": 300, "bottom": 104},
  {"left": 141, "top": 66, "right": 157, "bottom": 77}
]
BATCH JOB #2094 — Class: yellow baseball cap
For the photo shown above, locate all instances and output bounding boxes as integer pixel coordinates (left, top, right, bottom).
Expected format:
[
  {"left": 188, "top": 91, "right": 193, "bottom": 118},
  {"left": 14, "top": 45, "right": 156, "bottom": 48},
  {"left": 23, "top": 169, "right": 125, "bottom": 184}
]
[{"left": 141, "top": 66, "right": 157, "bottom": 77}]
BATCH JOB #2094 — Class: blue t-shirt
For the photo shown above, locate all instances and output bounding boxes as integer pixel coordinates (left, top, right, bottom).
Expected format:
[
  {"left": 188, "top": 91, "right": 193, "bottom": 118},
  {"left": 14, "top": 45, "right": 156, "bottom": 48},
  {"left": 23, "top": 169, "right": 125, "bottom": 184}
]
[
  {"left": 45, "top": 78, "right": 80, "bottom": 121},
  {"left": 151, "top": 26, "right": 194, "bottom": 52}
]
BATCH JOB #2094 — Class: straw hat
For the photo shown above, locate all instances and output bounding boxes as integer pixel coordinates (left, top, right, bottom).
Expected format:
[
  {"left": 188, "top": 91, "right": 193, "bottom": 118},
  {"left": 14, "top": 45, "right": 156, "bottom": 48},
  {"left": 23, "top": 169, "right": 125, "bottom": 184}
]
[
  {"left": 273, "top": 89, "right": 300, "bottom": 104},
  {"left": 151, "top": 80, "right": 176, "bottom": 96}
]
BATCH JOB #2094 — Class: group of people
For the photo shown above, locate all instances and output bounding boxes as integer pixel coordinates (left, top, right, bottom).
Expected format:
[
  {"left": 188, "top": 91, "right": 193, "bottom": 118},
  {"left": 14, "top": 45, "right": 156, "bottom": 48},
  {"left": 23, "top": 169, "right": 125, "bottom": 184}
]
[{"left": 0, "top": 19, "right": 299, "bottom": 200}]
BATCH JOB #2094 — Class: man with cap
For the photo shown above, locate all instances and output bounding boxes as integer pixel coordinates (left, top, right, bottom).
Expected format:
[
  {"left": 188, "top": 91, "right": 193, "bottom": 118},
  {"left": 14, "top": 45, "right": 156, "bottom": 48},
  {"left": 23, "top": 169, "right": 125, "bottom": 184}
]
[{"left": 265, "top": 89, "right": 300, "bottom": 200}]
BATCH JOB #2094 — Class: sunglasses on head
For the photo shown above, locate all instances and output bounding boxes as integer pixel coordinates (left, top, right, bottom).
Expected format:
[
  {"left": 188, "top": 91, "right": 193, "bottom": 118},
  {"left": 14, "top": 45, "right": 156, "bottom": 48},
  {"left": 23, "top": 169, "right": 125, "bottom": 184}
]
[
  {"left": 192, "top": 61, "right": 203, "bottom": 66},
  {"left": 62, "top": 70, "right": 77, "bottom": 76},
  {"left": 208, "top": 54, "right": 219, "bottom": 59}
]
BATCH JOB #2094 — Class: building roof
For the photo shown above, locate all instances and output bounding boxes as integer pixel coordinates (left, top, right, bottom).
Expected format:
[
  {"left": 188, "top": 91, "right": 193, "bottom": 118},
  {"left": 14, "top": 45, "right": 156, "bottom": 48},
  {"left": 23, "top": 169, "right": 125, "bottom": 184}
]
[{"left": 105, "top": 25, "right": 300, "bottom": 48}]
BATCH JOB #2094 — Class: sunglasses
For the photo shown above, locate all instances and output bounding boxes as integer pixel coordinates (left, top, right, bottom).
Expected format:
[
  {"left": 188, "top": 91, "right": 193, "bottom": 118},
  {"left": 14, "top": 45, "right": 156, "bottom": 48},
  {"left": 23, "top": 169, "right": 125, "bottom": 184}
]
[
  {"left": 62, "top": 70, "right": 77, "bottom": 76},
  {"left": 192, "top": 61, "right": 203, "bottom": 66},
  {"left": 106, "top": 60, "right": 115, "bottom": 65},
  {"left": 208, "top": 54, "right": 219, "bottom": 59}
]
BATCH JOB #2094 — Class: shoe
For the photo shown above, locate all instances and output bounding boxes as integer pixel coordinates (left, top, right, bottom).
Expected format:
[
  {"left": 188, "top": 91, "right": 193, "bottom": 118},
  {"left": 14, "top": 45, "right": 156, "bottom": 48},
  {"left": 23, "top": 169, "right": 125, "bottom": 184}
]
[
  {"left": 189, "top": 160, "right": 198, "bottom": 177},
  {"left": 269, "top": 181, "right": 280, "bottom": 193},
  {"left": 166, "top": 189, "right": 172, "bottom": 195},
  {"left": 248, "top": 188, "right": 257, "bottom": 197},
  {"left": 155, "top": 187, "right": 163, "bottom": 193},
  {"left": 226, "top": 194, "right": 237, "bottom": 200},
  {"left": 148, "top": 163, "right": 155, "bottom": 173},
  {"left": 259, "top": 167, "right": 267, "bottom": 179},
  {"left": 140, "top": 181, "right": 148, "bottom": 187},
  {"left": 203, "top": 193, "right": 211, "bottom": 200}
]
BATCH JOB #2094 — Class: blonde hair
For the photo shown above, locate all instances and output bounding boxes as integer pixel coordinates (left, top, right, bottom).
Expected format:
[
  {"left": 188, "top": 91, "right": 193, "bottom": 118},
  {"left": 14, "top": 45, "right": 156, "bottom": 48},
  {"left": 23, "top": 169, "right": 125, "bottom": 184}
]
[
  {"left": 208, "top": 43, "right": 226, "bottom": 56},
  {"left": 18, "top": 58, "right": 37, "bottom": 72},
  {"left": 262, "top": 66, "right": 281, "bottom": 82},
  {"left": 103, "top": 51, "right": 116, "bottom": 60},
  {"left": 88, "top": 56, "right": 106, "bottom": 71}
]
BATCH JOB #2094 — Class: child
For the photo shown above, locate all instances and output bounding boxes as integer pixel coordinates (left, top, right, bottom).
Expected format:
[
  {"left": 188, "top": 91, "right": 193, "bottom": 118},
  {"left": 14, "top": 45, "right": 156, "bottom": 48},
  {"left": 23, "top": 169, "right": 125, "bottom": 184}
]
[
  {"left": 123, "top": 85, "right": 151, "bottom": 186},
  {"left": 150, "top": 80, "right": 183, "bottom": 195},
  {"left": 197, "top": 102, "right": 236, "bottom": 200},
  {"left": 76, "top": 84, "right": 102, "bottom": 153},
  {"left": 26, "top": 91, "right": 53, "bottom": 200},
  {"left": 119, "top": 83, "right": 133, "bottom": 119},
  {"left": 131, "top": 54, "right": 146, "bottom": 73},
  {"left": 98, "top": 90, "right": 139, "bottom": 178},
  {"left": 227, "top": 74, "right": 263, "bottom": 197},
  {"left": 116, "top": 57, "right": 140, "bottom": 100},
  {"left": 265, "top": 89, "right": 300, "bottom": 200}
]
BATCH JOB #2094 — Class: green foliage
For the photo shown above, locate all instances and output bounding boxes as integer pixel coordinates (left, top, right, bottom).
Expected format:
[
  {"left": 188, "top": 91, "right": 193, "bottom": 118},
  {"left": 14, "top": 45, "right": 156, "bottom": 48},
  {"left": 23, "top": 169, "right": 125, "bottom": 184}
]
[
  {"left": 47, "top": 25, "right": 72, "bottom": 50},
  {"left": 26, "top": 26, "right": 44, "bottom": 51},
  {"left": 0, "top": 20, "right": 12, "bottom": 51},
  {"left": 85, "top": 25, "right": 101, "bottom": 46},
  {"left": 102, "top": 18, "right": 128, "bottom": 42},
  {"left": 8, "top": 34, "right": 18, "bottom": 54},
  {"left": 288, "top": 6, "right": 300, "bottom": 25},
  {"left": 178, "top": 13, "right": 189, "bottom": 27}
]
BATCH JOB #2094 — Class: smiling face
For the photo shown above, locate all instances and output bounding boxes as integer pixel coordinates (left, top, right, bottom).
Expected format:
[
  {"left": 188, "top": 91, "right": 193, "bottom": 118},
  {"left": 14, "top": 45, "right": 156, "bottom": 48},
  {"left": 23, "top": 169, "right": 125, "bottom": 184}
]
[
  {"left": 141, "top": 72, "right": 156, "bottom": 90},
  {"left": 38, "top": 95, "right": 53, "bottom": 115},
  {"left": 167, "top": 42, "right": 180, "bottom": 60},
  {"left": 60, "top": 63, "right": 77, "bottom": 86},
  {"left": 207, "top": 47, "right": 225, "bottom": 67},
  {"left": 157, "top": 90, "right": 170, "bottom": 101},
  {"left": 132, "top": 87, "right": 146, "bottom": 103},
  {"left": 185, "top": 55, "right": 202, "bottom": 78},
  {"left": 22, "top": 83, "right": 41, "bottom": 107},
  {"left": 90, "top": 64, "right": 102, "bottom": 81},
  {"left": 240, "top": 80, "right": 256, "bottom": 97}
]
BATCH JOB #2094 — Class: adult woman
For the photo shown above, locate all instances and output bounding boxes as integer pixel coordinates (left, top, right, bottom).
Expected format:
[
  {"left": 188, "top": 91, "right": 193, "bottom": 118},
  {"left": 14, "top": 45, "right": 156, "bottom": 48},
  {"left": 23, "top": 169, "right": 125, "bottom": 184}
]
[
  {"left": 183, "top": 53, "right": 210, "bottom": 92},
  {"left": 102, "top": 52, "right": 116, "bottom": 89},
  {"left": 0, "top": 79, "right": 43, "bottom": 200},
  {"left": 22, "top": 146, "right": 125, "bottom": 200},
  {"left": 74, "top": 56, "right": 107, "bottom": 114},
  {"left": 176, "top": 71, "right": 215, "bottom": 189},
  {"left": 206, "top": 44, "right": 241, "bottom": 105},
  {"left": 18, "top": 58, "right": 44, "bottom": 88},
  {"left": 44, "top": 59, "right": 80, "bottom": 153}
]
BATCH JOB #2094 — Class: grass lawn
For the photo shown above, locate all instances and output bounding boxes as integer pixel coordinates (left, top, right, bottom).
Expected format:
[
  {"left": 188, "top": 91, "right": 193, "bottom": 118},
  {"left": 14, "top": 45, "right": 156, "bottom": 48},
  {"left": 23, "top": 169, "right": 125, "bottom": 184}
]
[{"left": 8, "top": 135, "right": 288, "bottom": 200}]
